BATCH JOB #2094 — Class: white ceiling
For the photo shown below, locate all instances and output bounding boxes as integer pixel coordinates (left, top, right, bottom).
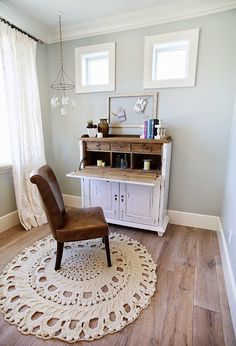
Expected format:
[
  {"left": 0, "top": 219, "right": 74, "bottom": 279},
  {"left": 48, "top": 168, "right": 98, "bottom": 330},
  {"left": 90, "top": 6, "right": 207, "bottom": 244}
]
[
  {"left": 1, "top": 0, "right": 236, "bottom": 43},
  {"left": 3, "top": 0, "right": 181, "bottom": 28}
]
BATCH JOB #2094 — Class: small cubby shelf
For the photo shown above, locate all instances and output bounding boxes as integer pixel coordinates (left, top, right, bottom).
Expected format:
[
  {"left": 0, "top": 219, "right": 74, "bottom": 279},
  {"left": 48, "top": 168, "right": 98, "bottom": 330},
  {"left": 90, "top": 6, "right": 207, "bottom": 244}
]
[
  {"left": 131, "top": 153, "right": 162, "bottom": 171},
  {"left": 86, "top": 151, "right": 111, "bottom": 167}
]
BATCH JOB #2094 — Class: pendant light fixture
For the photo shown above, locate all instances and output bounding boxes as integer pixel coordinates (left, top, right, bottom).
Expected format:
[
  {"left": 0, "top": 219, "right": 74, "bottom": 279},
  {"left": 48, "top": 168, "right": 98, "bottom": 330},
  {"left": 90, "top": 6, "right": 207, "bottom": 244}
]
[{"left": 50, "top": 15, "right": 77, "bottom": 115}]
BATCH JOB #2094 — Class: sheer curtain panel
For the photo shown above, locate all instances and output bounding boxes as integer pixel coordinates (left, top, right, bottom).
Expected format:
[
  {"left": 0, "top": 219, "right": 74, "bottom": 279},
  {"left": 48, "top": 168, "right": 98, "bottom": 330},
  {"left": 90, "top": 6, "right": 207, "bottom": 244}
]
[{"left": 0, "top": 22, "right": 47, "bottom": 230}]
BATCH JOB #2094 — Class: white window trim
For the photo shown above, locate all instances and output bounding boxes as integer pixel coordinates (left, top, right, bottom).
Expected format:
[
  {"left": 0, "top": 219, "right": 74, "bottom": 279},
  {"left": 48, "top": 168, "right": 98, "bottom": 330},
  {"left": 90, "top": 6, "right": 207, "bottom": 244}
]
[
  {"left": 0, "top": 164, "right": 12, "bottom": 173},
  {"left": 75, "top": 42, "right": 116, "bottom": 93},
  {"left": 144, "top": 28, "right": 200, "bottom": 89}
]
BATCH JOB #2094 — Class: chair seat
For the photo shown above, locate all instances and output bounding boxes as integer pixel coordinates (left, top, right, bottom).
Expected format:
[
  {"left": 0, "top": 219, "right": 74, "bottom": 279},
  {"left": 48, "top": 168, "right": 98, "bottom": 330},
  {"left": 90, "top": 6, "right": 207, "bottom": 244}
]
[{"left": 56, "top": 207, "right": 108, "bottom": 242}]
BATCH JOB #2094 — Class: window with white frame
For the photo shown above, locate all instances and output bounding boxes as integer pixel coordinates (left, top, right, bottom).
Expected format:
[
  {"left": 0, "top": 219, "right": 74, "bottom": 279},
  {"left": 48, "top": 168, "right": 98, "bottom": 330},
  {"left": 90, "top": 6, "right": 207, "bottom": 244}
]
[
  {"left": 75, "top": 42, "right": 115, "bottom": 93},
  {"left": 144, "top": 29, "right": 199, "bottom": 89},
  {"left": 0, "top": 58, "right": 11, "bottom": 168}
]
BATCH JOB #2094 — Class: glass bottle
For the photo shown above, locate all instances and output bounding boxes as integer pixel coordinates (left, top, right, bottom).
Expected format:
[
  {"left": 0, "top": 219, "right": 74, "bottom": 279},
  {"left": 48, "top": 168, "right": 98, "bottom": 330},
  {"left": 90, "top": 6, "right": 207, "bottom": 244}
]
[
  {"left": 115, "top": 154, "right": 121, "bottom": 168},
  {"left": 121, "top": 154, "right": 128, "bottom": 169}
]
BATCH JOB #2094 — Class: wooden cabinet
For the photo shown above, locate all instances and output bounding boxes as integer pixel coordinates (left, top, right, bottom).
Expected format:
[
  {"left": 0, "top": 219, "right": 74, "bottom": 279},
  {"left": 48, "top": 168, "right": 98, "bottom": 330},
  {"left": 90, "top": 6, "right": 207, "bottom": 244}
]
[{"left": 67, "top": 136, "right": 172, "bottom": 236}]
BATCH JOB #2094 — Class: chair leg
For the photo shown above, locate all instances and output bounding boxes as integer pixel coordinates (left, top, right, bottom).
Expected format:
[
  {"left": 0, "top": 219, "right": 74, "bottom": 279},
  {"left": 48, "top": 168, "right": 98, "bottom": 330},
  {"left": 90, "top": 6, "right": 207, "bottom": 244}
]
[
  {"left": 55, "top": 241, "right": 64, "bottom": 270},
  {"left": 104, "top": 234, "right": 112, "bottom": 267}
]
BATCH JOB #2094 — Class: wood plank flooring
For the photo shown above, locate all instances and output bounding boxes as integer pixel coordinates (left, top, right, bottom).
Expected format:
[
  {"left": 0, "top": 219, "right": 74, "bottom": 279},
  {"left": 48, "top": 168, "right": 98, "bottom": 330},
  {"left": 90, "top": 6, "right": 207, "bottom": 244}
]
[{"left": 0, "top": 223, "right": 235, "bottom": 346}]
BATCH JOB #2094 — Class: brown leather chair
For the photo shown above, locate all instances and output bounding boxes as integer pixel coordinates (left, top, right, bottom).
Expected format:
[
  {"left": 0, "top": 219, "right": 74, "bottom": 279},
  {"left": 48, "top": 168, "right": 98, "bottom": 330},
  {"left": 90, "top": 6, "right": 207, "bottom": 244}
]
[{"left": 30, "top": 164, "right": 111, "bottom": 270}]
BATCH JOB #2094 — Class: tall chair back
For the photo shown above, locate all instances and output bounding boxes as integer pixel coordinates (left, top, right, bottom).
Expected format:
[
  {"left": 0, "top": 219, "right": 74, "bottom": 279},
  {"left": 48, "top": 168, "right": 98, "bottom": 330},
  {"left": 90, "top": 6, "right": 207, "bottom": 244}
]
[{"left": 30, "top": 164, "right": 66, "bottom": 238}]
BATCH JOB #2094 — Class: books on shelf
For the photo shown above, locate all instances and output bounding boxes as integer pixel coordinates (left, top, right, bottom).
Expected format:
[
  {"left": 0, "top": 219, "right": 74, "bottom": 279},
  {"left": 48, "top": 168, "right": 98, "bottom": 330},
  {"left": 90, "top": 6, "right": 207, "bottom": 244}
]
[{"left": 143, "top": 119, "right": 159, "bottom": 139}]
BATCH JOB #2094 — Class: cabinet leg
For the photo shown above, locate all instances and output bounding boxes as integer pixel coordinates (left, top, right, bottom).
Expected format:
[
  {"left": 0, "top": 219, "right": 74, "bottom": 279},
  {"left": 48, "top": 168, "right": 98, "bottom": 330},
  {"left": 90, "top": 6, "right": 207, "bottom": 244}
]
[{"left": 158, "top": 232, "right": 164, "bottom": 237}]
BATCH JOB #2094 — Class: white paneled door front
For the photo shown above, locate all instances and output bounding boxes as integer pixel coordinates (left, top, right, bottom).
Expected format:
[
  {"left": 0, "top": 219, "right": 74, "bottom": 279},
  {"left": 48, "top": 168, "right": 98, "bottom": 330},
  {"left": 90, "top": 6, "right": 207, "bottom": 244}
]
[
  {"left": 85, "top": 179, "right": 119, "bottom": 219},
  {"left": 120, "top": 182, "right": 159, "bottom": 225}
]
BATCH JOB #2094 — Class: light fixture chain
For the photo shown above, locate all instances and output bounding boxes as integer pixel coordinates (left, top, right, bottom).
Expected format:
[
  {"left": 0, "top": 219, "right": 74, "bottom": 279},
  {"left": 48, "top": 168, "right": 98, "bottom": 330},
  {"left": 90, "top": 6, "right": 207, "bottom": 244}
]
[
  {"left": 59, "top": 15, "right": 63, "bottom": 71},
  {"left": 51, "top": 14, "right": 75, "bottom": 93}
]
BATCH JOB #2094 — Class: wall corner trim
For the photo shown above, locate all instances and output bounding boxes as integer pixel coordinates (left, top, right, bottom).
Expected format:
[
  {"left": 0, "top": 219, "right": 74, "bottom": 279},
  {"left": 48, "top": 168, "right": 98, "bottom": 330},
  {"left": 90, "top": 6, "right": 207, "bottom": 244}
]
[
  {"left": 167, "top": 210, "right": 219, "bottom": 230},
  {"left": 47, "top": 0, "right": 236, "bottom": 43},
  {"left": 217, "top": 219, "right": 236, "bottom": 335},
  {"left": 0, "top": 210, "right": 19, "bottom": 234}
]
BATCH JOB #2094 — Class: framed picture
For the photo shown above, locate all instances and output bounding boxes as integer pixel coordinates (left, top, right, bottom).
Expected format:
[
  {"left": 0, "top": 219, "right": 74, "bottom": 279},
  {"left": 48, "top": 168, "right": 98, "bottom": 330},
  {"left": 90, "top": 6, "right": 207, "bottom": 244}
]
[{"left": 107, "top": 92, "right": 158, "bottom": 128}]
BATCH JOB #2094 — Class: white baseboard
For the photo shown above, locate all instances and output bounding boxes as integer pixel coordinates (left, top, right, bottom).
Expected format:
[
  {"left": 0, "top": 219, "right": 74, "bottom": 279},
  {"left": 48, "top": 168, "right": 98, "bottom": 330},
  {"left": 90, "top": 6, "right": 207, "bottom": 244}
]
[
  {"left": 62, "top": 194, "right": 219, "bottom": 231},
  {"left": 62, "top": 194, "right": 82, "bottom": 208},
  {"left": 217, "top": 220, "right": 236, "bottom": 334},
  {"left": 168, "top": 210, "right": 219, "bottom": 231},
  {"left": 0, "top": 210, "right": 19, "bottom": 234}
]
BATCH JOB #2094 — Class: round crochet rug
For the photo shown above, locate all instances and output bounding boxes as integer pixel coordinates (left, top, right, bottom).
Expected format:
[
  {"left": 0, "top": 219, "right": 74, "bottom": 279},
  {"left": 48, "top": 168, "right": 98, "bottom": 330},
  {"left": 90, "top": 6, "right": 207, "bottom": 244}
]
[{"left": 0, "top": 233, "right": 157, "bottom": 343}]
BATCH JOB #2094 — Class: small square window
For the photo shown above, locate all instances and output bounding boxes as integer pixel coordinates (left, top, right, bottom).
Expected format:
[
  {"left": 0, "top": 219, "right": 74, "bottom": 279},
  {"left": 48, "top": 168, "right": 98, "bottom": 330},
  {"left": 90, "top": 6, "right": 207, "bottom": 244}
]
[
  {"left": 144, "top": 29, "right": 199, "bottom": 88},
  {"left": 82, "top": 51, "right": 109, "bottom": 86},
  {"left": 75, "top": 42, "right": 115, "bottom": 93}
]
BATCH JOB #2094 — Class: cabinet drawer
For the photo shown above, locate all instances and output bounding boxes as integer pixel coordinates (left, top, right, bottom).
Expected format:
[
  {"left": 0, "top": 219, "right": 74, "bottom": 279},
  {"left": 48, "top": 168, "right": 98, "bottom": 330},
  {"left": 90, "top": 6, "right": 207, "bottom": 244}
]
[
  {"left": 111, "top": 143, "right": 131, "bottom": 152},
  {"left": 132, "top": 143, "right": 162, "bottom": 153},
  {"left": 86, "top": 142, "right": 110, "bottom": 151}
]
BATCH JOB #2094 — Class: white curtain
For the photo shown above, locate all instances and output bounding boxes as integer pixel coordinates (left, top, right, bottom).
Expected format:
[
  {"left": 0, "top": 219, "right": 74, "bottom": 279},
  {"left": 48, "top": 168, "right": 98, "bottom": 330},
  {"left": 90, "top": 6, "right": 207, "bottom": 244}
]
[{"left": 0, "top": 21, "right": 47, "bottom": 230}]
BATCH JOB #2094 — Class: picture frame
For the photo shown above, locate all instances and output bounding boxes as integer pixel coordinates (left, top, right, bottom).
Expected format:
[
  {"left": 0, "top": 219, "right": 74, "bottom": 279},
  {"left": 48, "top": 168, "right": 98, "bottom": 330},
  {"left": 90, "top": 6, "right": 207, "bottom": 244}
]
[{"left": 107, "top": 92, "right": 158, "bottom": 128}]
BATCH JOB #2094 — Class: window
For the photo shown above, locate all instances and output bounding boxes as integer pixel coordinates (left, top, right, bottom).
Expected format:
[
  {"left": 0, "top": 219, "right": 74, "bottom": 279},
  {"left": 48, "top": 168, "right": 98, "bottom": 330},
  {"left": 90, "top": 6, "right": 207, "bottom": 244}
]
[
  {"left": 75, "top": 42, "right": 115, "bottom": 93},
  {"left": 82, "top": 51, "right": 109, "bottom": 86},
  {"left": 144, "top": 29, "right": 199, "bottom": 88},
  {"left": 0, "top": 58, "right": 11, "bottom": 168}
]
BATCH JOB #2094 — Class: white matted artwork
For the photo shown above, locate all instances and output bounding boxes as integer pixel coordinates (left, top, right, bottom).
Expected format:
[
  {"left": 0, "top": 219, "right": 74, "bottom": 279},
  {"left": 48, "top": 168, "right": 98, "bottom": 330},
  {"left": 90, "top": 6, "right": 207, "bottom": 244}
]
[{"left": 107, "top": 92, "right": 158, "bottom": 129}]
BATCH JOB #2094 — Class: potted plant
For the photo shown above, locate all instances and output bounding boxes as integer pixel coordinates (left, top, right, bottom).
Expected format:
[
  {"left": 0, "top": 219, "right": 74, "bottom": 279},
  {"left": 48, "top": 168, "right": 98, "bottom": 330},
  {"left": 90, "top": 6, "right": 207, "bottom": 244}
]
[{"left": 87, "top": 120, "right": 98, "bottom": 137}]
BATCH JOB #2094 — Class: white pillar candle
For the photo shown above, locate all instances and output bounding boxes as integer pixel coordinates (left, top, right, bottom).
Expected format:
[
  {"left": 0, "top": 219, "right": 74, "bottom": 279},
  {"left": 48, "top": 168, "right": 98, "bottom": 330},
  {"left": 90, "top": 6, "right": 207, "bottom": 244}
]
[{"left": 143, "top": 160, "right": 151, "bottom": 170}]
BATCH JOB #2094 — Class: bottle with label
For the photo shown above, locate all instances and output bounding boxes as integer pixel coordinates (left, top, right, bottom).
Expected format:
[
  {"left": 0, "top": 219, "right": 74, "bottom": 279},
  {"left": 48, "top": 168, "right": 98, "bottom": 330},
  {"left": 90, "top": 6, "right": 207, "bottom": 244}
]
[{"left": 115, "top": 154, "right": 121, "bottom": 168}]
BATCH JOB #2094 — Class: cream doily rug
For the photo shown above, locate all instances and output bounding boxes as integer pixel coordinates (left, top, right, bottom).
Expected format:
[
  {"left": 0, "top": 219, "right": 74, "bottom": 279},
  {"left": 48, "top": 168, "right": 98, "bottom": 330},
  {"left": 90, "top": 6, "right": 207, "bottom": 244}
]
[{"left": 0, "top": 233, "right": 157, "bottom": 342}]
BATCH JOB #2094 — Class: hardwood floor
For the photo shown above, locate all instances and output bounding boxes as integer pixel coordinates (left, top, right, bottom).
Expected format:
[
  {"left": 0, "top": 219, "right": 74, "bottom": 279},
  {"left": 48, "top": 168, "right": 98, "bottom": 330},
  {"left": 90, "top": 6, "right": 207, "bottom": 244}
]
[{"left": 0, "top": 223, "right": 235, "bottom": 346}]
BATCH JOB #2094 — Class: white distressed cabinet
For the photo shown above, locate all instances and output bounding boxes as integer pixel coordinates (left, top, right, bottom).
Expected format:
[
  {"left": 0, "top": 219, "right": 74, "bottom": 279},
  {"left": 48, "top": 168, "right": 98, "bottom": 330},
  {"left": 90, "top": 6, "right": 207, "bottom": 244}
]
[{"left": 67, "top": 136, "right": 172, "bottom": 236}]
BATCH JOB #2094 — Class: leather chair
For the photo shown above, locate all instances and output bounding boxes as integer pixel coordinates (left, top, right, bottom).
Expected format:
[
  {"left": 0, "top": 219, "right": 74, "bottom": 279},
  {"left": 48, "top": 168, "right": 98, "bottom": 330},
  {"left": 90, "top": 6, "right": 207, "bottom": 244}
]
[{"left": 30, "top": 164, "right": 111, "bottom": 270}]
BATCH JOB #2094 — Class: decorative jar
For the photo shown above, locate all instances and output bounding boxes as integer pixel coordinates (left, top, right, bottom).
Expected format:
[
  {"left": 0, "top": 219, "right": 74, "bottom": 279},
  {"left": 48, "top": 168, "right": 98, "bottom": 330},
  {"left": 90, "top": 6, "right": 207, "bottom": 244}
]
[{"left": 98, "top": 118, "right": 109, "bottom": 137}]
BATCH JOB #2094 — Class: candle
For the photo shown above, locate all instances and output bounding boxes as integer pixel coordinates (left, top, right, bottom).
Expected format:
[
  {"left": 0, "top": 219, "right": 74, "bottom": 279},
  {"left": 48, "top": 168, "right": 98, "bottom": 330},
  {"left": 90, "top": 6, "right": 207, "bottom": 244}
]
[
  {"left": 143, "top": 159, "right": 151, "bottom": 170},
  {"left": 97, "top": 160, "right": 102, "bottom": 167}
]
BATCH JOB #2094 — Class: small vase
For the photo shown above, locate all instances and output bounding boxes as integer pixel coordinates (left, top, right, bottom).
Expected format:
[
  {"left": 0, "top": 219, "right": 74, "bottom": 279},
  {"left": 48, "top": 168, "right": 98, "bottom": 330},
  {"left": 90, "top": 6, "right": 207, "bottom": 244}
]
[{"left": 98, "top": 118, "right": 109, "bottom": 137}]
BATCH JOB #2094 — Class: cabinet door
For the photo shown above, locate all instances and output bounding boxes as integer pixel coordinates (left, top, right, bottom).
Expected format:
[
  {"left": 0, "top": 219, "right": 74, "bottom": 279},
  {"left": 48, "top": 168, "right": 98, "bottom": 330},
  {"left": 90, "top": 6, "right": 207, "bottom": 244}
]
[
  {"left": 84, "top": 179, "right": 119, "bottom": 219},
  {"left": 120, "top": 183, "right": 159, "bottom": 225}
]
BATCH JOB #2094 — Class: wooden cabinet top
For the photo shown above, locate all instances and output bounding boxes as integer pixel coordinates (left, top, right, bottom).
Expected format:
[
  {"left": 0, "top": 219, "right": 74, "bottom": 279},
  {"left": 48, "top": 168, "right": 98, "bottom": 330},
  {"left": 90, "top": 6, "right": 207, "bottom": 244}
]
[{"left": 80, "top": 136, "right": 172, "bottom": 144}]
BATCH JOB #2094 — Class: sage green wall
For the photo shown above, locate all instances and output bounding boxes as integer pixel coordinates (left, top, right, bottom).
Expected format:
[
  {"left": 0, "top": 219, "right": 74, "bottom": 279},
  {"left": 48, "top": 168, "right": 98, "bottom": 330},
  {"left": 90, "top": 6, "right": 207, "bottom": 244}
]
[
  {"left": 0, "top": 43, "right": 52, "bottom": 218},
  {"left": 47, "top": 10, "right": 236, "bottom": 216},
  {"left": 0, "top": 171, "right": 16, "bottom": 217},
  {"left": 221, "top": 97, "right": 236, "bottom": 330}
]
